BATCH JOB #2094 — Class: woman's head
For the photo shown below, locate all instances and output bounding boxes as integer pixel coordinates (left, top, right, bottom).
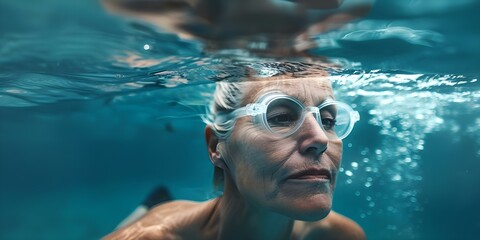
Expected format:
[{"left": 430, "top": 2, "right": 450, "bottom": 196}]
[
  {"left": 204, "top": 62, "right": 332, "bottom": 138},
  {"left": 204, "top": 62, "right": 357, "bottom": 221}
]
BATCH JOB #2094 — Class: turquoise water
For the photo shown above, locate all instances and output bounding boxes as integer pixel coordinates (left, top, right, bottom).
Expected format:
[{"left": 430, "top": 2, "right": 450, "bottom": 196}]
[{"left": 1, "top": 0, "right": 479, "bottom": 239}]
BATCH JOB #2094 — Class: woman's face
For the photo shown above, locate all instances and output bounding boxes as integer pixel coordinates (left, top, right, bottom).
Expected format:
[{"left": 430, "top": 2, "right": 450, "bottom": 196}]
[{"left": 221, "top": 78, "right": 342, "bottom": 221}]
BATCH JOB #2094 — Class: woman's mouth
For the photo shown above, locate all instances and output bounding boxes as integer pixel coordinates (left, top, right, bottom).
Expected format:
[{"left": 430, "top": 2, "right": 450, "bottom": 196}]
[{"left": 286, "top": 168, "right": 332, "bottom": 182}]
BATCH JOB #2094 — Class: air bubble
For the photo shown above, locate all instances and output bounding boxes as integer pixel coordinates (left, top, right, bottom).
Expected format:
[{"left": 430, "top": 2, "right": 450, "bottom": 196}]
[
  {"left": 398, "top": 147, "right": 408, "bottom": 152},
  {"left": 387, "top": 225, "right": 397, "bottom": 231},
  {"left": 351, "top": 162, "right": 358, "bottom": 168},
  {"left": 392, "top": 174, "right": 402, "bottom": 181}
]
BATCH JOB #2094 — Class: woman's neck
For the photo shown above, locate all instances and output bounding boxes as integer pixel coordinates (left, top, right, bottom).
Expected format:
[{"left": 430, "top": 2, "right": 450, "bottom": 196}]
[{"left": 213, "top": 175, "right": 295, "bottom": 240}]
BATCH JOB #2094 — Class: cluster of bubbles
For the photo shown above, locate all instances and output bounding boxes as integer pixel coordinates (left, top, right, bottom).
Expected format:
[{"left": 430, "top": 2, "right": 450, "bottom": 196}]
[{"left": 331, "top": 70, "right": 479, "bottom": 239}]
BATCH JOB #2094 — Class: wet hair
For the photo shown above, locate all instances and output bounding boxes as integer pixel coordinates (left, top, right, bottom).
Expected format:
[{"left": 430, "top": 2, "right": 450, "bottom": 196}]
[
  {"left": 202, "top": 81, "right": 246, "bottom": 139},
  {"left": 202, "top": 61, "right": 330, "bottom": 191}
]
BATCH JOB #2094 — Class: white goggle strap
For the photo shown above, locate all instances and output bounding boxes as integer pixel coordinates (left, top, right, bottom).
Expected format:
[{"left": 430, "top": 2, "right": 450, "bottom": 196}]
[{"left": 214, "top": 103, "right": 267, "bottom": 138}]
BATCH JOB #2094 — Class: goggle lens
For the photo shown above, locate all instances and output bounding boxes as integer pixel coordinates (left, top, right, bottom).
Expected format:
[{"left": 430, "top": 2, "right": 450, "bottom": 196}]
[
  {"left": 266, "top": 98, "right": 303, "bottom": 135},
  {"left": 323, "top": 103, "right": 352, "bottom": 139}
]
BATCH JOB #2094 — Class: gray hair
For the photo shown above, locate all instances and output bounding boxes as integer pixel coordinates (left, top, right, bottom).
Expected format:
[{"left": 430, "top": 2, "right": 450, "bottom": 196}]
[{"left": 202, "top": 81, "right": 247, "bottom": 139}]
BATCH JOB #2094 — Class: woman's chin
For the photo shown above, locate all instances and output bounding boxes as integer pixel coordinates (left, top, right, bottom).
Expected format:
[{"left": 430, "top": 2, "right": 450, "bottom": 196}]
[
  {"left": 273, "top": 195, "right": 332, "bottom": 221},
  {"left": 286, "top": 207, "right": 331, "bottom": 221}
]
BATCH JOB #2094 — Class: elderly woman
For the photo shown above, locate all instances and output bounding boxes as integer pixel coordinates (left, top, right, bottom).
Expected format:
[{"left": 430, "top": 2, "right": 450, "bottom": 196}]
[{"left": 104, "top": 63, "right": 365, "bottom": 239}]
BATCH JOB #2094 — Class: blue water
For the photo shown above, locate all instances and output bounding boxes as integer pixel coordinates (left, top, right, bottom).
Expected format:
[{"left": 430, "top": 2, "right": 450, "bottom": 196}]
[{"left": 1, "top": 0, "right": 479, "bottom": 239}]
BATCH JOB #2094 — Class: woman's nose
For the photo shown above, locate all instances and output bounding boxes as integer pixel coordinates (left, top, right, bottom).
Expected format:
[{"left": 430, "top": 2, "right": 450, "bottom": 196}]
[{"left": 298, "top": 114, "right": 329, "bottom": 156}]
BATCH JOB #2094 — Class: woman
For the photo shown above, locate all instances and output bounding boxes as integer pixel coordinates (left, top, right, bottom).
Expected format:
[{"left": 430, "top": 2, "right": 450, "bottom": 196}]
[{"left": 104, "top": 63, "right": 365, "bottom": 239}]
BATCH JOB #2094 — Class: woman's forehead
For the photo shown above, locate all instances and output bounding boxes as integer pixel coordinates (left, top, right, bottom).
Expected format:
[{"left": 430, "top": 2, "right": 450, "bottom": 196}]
[{"left": 242, "top": 77, "right": 334, "bottom": 105}]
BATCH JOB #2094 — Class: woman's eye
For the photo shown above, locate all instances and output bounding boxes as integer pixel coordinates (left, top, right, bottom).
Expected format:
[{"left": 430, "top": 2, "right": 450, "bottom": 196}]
[
  {"left": 268, "top": 113, "right": 297, "bottom": 126},
  {"left": 321, "top": 118, "right": 336, "bottom": 130}
]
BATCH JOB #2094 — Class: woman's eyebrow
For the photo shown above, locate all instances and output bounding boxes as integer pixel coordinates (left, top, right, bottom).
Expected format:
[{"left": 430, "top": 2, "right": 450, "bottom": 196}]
[
  {"left": 322, "top": 96, "right": 335, "bottom": 103},
  {"left": 296, "top": 95, "right": 335, "bottom": 106}
]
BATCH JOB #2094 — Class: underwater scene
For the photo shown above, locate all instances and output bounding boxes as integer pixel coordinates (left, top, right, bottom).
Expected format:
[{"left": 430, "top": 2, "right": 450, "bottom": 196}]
[{"left": 0, "top": 0, "right": 479, "bottom": 239}]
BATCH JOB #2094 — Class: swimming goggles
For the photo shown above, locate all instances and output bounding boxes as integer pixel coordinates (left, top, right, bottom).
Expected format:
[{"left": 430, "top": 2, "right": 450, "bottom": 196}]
[{"left": 215, "top": 91, "right": 360, "bottom": 139}]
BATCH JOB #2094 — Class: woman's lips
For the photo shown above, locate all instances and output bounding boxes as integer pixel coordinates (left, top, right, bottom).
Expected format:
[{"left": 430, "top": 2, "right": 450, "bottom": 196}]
[{"left": 286, "top": 168, "right": 332, "bottom": 182}]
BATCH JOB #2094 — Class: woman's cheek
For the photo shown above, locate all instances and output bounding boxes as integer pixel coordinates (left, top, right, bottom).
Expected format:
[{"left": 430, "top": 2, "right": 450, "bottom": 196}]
[{"left": 327, "top": 140, "right": 343, "bottom": 167}]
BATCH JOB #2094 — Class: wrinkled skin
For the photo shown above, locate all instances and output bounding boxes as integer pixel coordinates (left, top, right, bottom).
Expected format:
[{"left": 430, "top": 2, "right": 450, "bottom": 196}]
[{"left": 219, "top": 78, "right": 341, "bottom": 221}]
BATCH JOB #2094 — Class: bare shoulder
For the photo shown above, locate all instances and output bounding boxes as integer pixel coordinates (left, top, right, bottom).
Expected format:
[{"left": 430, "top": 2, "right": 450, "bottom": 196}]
[
  {"left": 296, "top": 211, "right": 366, "bottom": 240},
  {"left": 103, "top": 200, "right": 215, "bottom": 240}
]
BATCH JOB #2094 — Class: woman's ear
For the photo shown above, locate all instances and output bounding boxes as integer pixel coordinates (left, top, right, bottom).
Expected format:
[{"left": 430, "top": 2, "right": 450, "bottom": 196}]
[{"left": 205, "top": 126, "right": 226, "bottom": 169}]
